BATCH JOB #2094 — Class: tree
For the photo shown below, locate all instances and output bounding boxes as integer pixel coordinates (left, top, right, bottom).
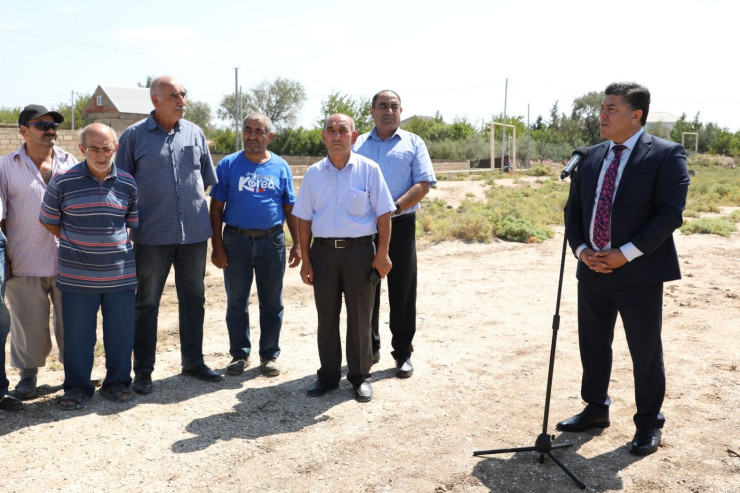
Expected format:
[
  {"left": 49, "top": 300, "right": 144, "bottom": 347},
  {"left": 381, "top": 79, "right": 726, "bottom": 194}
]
[
  {"left": 217, "top": 89, "right": 245, "bottom": 127},
  {"left": 209, "top": 128, "right": 237, "bottom": 154},
  {"left": 54, "top": 93, "right": 92, "bottom": 130},
  {"left": 186, "top": 100, "right": 213, "bottom": 134},
  {"left": 571, "top": 91, "right": 604, "bottom": 146},
  {"left": 219, "top": 78, "right": 306, "bottom": 131},
  {"left": 0, "top": 106, "right": 21, "bottom": 124},
  {"left": 247, "top": 78, "right": 306, "bottom": 130},
  {"left": 137, "top": 76, "right": 154, "bottom": 88},
  {"left": 316, "top": 92, "right": 373, "bottom": 134},
  {"left": 269, "top": 127, "right": 324, "bottom": 156}
]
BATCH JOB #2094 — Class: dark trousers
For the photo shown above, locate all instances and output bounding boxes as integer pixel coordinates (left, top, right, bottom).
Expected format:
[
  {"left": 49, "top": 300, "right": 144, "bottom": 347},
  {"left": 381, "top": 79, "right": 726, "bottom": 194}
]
[
  {"left": 372, "top": 212, "right": 417, "bottom": 361},
  {"left": 311, "top": 241, "right": 374, "bottom": 386},
  {"left": 578, "top": 276, "right": 666, "bottom": 428},
  {"left": 62, "top": 290, "right": 135, "bottom": 396},
  {"left": 133, "top": 242, "right": 207, "bottom": 373},
  {"left": 223, "top": 227, "right": 286, "bottom": 360},
  {"left": 0, "top": 230, "right": 9, "bottom": 396}
]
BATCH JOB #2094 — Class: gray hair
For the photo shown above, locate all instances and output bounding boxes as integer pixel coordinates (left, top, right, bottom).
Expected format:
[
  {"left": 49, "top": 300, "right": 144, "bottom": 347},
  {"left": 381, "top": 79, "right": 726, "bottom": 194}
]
[{"left": 243, "top": 112, "right": 275, "bottom": 134}]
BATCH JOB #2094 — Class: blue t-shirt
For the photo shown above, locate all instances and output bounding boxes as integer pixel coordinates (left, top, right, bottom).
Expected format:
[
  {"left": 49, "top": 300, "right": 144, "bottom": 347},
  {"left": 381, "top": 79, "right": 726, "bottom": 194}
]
[{"left": 210, "top": 151, "right": 295, "bottom": 230}]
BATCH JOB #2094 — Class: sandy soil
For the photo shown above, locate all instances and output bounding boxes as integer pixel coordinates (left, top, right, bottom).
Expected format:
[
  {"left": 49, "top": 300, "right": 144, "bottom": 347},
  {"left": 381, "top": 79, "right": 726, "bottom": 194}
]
[{"left": 1, "top": 181, "right": 738, "bottom": 493}]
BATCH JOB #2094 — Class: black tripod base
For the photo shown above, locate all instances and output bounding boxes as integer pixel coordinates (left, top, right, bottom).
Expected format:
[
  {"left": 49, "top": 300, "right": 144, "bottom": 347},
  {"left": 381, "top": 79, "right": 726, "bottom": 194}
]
[{"left": 474, "top": 433, "right": 586, "bottom": 489}]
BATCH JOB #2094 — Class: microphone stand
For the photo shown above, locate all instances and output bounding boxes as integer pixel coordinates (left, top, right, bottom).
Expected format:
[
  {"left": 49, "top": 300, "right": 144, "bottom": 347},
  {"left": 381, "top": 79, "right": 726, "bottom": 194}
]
[{"left": 473, "top": 175, "right": 586, "bottom": 490}]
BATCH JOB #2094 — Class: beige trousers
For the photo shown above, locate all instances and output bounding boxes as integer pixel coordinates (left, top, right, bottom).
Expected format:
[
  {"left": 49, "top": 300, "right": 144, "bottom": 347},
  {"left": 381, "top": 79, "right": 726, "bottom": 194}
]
[{"left": 6, "top": 276, "right": 64, "bottom": 370}]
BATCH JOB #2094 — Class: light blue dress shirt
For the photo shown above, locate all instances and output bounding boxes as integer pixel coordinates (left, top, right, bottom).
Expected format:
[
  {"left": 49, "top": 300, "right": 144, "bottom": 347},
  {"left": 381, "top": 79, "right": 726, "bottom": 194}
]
[
  {"left": 353, "top": 127, "right": 436, "bottom": 215},
  {"left": 292, "top": 152, "right": 395, "bottom": 238}
]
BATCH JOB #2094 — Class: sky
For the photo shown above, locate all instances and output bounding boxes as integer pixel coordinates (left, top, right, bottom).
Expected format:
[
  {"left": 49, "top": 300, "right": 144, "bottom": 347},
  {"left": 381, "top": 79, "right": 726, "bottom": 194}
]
[{"left": 1, "top": 0, "right": 738, "bottom": 133}]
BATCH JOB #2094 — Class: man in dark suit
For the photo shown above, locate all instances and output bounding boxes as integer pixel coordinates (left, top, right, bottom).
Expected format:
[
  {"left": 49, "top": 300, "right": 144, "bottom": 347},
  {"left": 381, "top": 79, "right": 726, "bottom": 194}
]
[{"left": 557, "top": 82, "right": 690, "bottom": 456}]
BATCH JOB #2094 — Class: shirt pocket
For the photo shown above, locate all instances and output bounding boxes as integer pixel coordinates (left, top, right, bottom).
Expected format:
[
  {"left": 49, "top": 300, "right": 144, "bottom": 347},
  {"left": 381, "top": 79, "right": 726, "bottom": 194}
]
[
  {"left": 346, "top": 188, "right": 371, "bottom": 217},
  {"left": 181, "top": 145, "right": 202, "bottom": 170}
]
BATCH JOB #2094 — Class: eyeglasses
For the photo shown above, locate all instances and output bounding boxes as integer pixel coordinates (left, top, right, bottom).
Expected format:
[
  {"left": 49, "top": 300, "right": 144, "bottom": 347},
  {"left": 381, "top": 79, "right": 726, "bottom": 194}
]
[
  {"left": 82, "top": 146, "right": 116, "bottom": 156},
  {"left": 26, "top": 122, "right": 60, "bottom": 132}
]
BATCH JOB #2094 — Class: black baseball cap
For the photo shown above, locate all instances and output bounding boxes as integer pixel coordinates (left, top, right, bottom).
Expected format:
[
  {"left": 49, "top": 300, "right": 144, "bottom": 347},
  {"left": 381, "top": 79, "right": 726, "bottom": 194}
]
[{"left": 18, "top": 104, "right": 64, "bottom": 126}]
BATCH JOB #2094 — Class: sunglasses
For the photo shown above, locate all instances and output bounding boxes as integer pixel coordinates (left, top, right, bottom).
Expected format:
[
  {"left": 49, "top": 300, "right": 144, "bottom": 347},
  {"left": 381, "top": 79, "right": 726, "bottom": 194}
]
[{"left": 26, "top": 122, "right": 60, "bottom": 131}]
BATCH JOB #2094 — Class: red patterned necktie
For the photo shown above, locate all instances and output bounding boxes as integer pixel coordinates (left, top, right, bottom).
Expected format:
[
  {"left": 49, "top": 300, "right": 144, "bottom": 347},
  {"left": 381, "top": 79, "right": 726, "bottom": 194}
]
[{"left": 592, "top": 144, "right": 626, "bottom": 249}]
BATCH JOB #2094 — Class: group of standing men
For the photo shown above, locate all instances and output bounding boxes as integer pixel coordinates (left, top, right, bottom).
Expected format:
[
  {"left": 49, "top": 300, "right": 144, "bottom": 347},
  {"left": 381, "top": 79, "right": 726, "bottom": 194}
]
[
  {"left": 0, "top": 78, "right": 434, "bottom": 410},
  {"left": 0, "top": 79, "right": 685, "bottom": 458}
]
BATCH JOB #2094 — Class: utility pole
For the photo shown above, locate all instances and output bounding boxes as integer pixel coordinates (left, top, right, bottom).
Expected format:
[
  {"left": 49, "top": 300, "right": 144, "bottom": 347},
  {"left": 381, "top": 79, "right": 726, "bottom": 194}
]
[
  {"left": 234, "top": 68, "right": 240, "bottom": 151},
  {"left": 501, "top": 78, "right": 508, "bottom": 174},
  {"left": 71, "top": 91, "right": 75, "bottom": 130},
  {"left": 526, "top": 103, "right": 531, "bottom": 168}
]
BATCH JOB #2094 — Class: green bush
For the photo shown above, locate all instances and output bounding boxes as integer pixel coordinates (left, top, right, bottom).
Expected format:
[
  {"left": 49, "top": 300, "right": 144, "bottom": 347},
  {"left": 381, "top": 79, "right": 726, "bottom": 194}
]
[{"left": 680, "top": 218, "right": 736, "bottom": 237}]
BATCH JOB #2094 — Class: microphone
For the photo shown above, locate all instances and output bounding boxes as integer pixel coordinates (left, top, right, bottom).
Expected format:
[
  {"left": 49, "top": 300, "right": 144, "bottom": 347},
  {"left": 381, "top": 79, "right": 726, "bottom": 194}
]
[{"left": 560, "top": 146, "right": 588, "bottom": 180}]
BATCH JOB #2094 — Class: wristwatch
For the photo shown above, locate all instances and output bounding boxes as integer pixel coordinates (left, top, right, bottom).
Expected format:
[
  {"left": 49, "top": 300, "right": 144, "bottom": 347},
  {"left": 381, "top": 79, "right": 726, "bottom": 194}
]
[{"left": 393, "top": 201, "right": 401, "bottom": 216}]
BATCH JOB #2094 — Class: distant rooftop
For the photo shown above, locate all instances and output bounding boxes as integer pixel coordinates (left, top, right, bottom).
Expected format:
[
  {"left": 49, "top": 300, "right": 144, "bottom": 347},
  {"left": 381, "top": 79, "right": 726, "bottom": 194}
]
[{"left": 99, "top": 85, "right": 152, "bottom": 114}]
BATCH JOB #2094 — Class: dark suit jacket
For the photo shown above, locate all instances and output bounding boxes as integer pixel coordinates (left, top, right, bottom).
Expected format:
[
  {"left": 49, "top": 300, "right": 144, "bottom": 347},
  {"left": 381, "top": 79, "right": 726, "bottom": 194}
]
[{"left": 566, "top": 131, "right": 690, "bottom": 286}]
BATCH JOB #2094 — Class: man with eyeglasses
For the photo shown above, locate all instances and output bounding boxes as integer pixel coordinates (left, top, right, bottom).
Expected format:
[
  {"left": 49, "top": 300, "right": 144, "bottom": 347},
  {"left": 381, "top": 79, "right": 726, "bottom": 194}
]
[
  {"left": 0, "top": 104, "right": 77, "bottom": 400},
  {"left": 40, "top": 123, "right": 138, "bottom": 410},
  {"left": 117, "top": 76, "right": 222, "bottom": 394}
]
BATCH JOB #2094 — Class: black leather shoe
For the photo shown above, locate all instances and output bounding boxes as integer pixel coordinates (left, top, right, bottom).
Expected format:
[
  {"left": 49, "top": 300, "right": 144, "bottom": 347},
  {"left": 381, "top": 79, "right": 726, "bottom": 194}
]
[
  {"left": 182, "top": 364, "right": 224, "bottom": 382},
  {"left": 0, "top": 394, "right": 23, "bottom": 412},
  {"left": 14, "top": 376, "right": 37, "bottom": 400},
  {"left": 630, "top": 427, "right": 661, "bottom": 456},
  {"left": 556, "top": 409, "right": 610, "bottom": 432},
  {"left": 353, "top": 382, "right": 373, "bottom": 403},
  {"left": 132, "top": 371, "right": 153, "bottom": 395},
  {"left": 395, "top": 357, "right": 413, "bottom": 379},
  {"left": 306, "top": 379, "right": 338, "bottom": 397}
]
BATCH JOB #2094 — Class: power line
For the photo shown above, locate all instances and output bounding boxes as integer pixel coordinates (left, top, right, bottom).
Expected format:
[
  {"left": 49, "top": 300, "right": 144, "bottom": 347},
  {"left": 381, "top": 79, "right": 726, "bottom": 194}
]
[{"left": 0, "top": 28, "right": 152, "bottom": 56}]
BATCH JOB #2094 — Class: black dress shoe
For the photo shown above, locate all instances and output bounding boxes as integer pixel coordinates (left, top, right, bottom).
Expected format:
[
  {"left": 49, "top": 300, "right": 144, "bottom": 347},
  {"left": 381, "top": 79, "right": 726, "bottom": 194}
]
[
  {"left": 630, "top": 427, "right": 661, "bottom": 456},
  {"left": 556, "top": 409, "right": 610, "bottom": 432},
  {"left": 0, "top": 394, "right": 23, "bottom": 412},
  {"left": 306, "top": 379, "right": 338, "bottom": 397},
  {"left": 132, "top": 371, "right": 153, "bottom": 395},
  {"left": 353, "top": 382, "right": 373, "bottom": 403},
  {"left": 395, "top": 357, "right": 413, "bottom": 379},
  {"left": 182, "top": 364, "right": 224, "bottom": 382}
]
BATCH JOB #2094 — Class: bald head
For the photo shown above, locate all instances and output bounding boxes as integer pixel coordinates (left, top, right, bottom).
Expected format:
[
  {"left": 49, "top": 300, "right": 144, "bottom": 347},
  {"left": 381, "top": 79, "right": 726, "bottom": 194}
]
[
  {"left": 79, "top": 123, "right": 118, "bottom": 147},
  {"left": 150, "top": 75, "right": 187, "bottom": 129},
  {"left": 324, "top": 113, "right": 355, "bottom": 132},
  {"left": 78, "top": 123, "right": 118, "bottom": 180}
]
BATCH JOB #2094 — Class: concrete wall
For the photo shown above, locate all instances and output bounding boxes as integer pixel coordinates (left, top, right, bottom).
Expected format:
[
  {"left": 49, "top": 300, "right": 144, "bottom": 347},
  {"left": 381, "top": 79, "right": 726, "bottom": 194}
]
[
  {"left": 1, "top": 130, "right": 470, "bottom": 179},
  {"left": 0, "top": 125, "right": 83, "bottom": 161}
]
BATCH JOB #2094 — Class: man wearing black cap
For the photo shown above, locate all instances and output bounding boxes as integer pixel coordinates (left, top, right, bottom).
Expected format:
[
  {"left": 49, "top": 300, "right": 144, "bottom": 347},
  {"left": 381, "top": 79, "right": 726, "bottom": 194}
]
[{"left": 0, "top": 104, "right": 76, "bottom": 400}]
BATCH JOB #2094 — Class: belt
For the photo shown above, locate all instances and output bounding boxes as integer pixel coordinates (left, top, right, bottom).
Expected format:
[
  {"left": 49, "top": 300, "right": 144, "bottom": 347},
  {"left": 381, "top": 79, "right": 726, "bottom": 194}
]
[
  {"left": 225, "top": 224, "right": 282, "bottom": 238},
  {"left": 313, "top": 235, "right": 375, "bottom": 248}
]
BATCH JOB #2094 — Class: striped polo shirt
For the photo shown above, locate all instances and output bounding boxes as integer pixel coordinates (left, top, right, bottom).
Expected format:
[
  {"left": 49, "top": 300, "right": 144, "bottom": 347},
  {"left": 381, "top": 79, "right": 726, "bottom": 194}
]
[{"left": 39, "top": 161, "right": 139, "bottom": 292}]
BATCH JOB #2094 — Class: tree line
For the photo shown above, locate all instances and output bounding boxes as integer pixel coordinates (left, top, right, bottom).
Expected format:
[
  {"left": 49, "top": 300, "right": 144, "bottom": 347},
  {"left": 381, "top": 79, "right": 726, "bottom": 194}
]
[{"left": 2, "top": 79, "right": 739, "bottom": 162}]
